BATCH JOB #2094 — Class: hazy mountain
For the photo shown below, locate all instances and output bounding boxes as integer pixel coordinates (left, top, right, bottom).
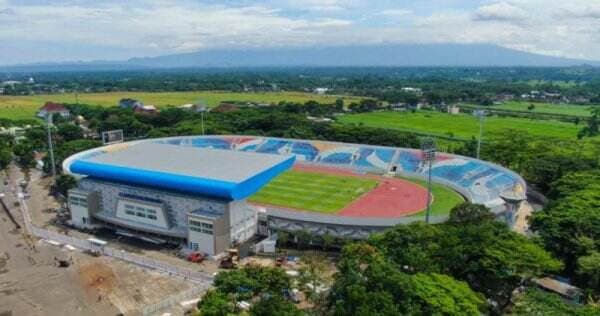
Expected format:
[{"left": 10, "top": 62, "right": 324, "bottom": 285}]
[{"left": 1, "top": 44, "right": 598, "bottom": 72}]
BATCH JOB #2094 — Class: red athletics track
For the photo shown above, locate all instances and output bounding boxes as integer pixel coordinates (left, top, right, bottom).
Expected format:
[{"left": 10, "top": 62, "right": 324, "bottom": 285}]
[{"left": 293, "top": 164, "right": 429, "bottom": 218}]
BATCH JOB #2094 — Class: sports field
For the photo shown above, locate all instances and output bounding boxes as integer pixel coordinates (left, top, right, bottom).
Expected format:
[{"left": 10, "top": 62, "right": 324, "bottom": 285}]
[
  {"left": 0, "top": 91, "right": 365, "bottom": 120},
  {"left": 466, "top": 101, "right": 594, "bottom": 117},
  {"left": 249, "top": 170, "right": 378, "bottom": 213},
  {"left": 403, "top": 177, "right": 465, "bottom": 217},
  {"left": 337, "top": 110, "right": 584, "bottom": 140}
]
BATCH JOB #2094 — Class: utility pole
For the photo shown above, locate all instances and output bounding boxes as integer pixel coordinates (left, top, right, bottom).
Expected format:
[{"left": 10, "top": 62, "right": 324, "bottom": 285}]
[
  {"left": 421, "top": 137, "right": 436, "bottom": 224},
  {"left": 46, "top": 114, "right": 56, "bottom": 178},
  {"left": 474, "top": 110, "right": 486, "bottom": 159},
  {"left": 201, "top": 110, "right": 205, "bottom": 135}
]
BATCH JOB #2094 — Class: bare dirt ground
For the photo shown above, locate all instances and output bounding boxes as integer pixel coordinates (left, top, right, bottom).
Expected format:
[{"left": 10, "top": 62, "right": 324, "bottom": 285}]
[{"left": 0, "top": 168, "right": 193, "bottom": 316}]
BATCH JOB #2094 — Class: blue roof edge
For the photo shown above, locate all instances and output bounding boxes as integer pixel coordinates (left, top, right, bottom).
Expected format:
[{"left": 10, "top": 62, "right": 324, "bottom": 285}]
[
  {"left": 232, "top": 155, "right": 295, "bottom": 200},
  {"left": 70, "top": 154, "right": 295, "bottom": 200}
]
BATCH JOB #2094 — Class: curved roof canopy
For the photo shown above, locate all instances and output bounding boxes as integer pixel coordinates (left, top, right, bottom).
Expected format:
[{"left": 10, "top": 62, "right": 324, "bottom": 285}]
[{"left": 69, "top": 142, "right": 295, "bottom": 200}]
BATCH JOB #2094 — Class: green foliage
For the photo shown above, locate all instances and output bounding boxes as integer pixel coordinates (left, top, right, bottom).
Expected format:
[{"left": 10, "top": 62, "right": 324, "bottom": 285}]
[
  {"left": 577, "top": 251, "right": 600, "bottom": 293},
  {"left": 197, "top": 290, "right": 236, "bottom": 316},
  {"left": 448, "top": 202, "right": 495, "bottom": 225},
  {"left": 43, "top": 139, "right": 101, "bottom": 174},
  {"left": 370, "top": 220, "right": 562, "bottom": 311},
  {"left": 54, "top": 174, "right": 77, "bottom": 197},
  {"left": 12, "top": 141, "right": 36, "bottom": 170},
  {"left": 411, "top": 273, "right": 485, "bottom": 316},
  {"left": 249, "top": 295, "right": 304, "bottom": 316},
  {"left": 508, "top": 288, "right": 600, "bottom": 316},
  {"left": 328, "top": 243, "right": 486, "bottom": 316},
  {"left": 56, "top": 123, "right": 83, "bottom": 142},
  {"left": 530, "top": 186, "right": 600, "bottom": 274}
]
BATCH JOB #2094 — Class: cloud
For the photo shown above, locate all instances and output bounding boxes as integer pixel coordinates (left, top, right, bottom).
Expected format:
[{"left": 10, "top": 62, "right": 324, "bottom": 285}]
[
  {"left": 2, "top": 0, "right": 600, "bottom": 64},
  {"left": 473, "top": 2, "right": 527, "bottom": 22}
]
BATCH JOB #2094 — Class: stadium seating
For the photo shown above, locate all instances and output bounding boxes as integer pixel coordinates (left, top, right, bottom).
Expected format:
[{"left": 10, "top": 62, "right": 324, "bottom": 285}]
[
  {"left": 353, "top": 148, "right": 396, "bottom": 172},
  {"left": 148, "top": 135, "right": 524, "bottom": 206}
]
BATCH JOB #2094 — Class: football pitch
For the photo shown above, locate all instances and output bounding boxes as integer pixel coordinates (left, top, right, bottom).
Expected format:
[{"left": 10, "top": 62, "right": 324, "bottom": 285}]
[{"left": 249, "top": 170, "right": 378, "bottom": 213}]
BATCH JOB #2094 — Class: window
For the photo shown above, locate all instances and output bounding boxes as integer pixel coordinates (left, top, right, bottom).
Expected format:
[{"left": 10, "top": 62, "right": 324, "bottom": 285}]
[
  {"left": 147, "top": 215, "right": 157, "bottom": 220},
  {"left": 69, "top": 196, "right": 87, "bottom": 207},
  {"left": 125, "top": 209, "right": 135, "bottom": 216}
]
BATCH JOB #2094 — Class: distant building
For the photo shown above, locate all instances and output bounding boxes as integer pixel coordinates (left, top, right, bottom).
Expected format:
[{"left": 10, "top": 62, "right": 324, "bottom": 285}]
[
  {"left": 390, "top": 103, "right": 407, "bottom": 111},
  {"left": 212, "top": 103, "right": 240, "bottom": 113},
  {"left": 447, "top": 105, "right": 460, "bottom": 115},
  {"left": 179, "top": 103, "right": 208, "bottom": 113},
  {"left": 0, "top": 126, "right": 27, "bottom": 143},
  {"left": 1, "top": 80, "right": 21, "bottom": 86},
  {"left": 313, "top": 88, "right": 329, "bottom": 95},
  {"left": 133, "top": 105, "right": 159, "bottom": 115},
  {"left": 401, "top": 87, "right": 423, "bottom": 96},
  {"left": 119, "top": 98, "right": 144, "bottom": 109},
  {"left": 37, "top": 102, "right": 71, "bottom": 119}
]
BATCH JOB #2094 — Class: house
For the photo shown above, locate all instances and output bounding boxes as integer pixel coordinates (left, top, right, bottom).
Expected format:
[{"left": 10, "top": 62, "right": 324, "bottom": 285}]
[
  {"left": 314, "top": 87, "right": 329, "bottom": 95},
  {"left": 133, "top": 105, "right": 159, "bottom": 115},
  {"left": 401, "top": 87, "right": 423, "bottom": 96},
  {"left": 179, "top": 103, "right": 208, "bottom": 113},
  {"left": 119, "top": 98, "right": 144, "bottom": 109},
  {"left": 390, "top": 103, "right": 407, "bottom": 111},
  {"left": 447, "top": 105, "right": 460, "bottom": 115},
  {"left": 211, "top": 103, "right": 240, "bottom": 113},
  {"left": 532, "top": 277, "right": 584, "bottom": 304},
  {"left": 37, "top": 102, "right": 70, "bottom": 119}
]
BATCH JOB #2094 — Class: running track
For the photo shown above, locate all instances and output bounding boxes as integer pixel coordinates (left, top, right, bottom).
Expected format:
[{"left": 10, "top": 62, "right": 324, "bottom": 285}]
[{"left": 293, "top": 164, "right": 429, "bottom": 218}]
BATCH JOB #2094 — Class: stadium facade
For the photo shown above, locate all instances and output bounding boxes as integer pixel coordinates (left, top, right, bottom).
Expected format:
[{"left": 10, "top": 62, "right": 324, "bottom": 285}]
[{"left": 64, "top": 135, "right": 526, "bottom": 255}]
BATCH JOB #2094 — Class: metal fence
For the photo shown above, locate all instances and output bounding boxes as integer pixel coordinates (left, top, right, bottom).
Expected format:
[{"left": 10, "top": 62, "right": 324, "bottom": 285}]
[{"left": 142, "top": 284, "right": 210, "bottom": 316}]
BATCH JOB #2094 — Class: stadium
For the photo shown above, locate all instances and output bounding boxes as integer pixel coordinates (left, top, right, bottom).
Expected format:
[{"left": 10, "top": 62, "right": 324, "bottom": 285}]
[{"left": 63, "top": 135, "right": 526, "bottom": 256}]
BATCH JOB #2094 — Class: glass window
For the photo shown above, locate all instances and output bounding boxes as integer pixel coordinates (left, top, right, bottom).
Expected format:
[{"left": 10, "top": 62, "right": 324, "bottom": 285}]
[
  {"left": 125, "top": 210, "right": 135, "bottom": 215},
  {"left": 136, "top": 212, "right": 146, "bottom": 218},
  {"left": 147, "top": 215, "right": 157, "bottom": 220}
]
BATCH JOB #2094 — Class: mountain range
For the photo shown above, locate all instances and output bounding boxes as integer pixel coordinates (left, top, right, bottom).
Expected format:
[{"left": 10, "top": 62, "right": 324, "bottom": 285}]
[{"left": 1, "top": 44, "right": 598, "bottom": 72}]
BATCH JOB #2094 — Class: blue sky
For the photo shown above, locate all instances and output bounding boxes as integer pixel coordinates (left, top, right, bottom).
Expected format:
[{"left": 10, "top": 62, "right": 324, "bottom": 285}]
[{"left": 1, "top": 0, "right": 600, "bottom": 64}]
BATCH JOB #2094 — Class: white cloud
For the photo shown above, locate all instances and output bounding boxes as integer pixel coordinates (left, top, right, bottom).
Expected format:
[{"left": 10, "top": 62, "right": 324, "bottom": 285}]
[
  {"left": 473, "top": 2, "right": 528, "bottom": 22},
  {"left": 2, "top": 0, "right": 600, "bottom": 63}
]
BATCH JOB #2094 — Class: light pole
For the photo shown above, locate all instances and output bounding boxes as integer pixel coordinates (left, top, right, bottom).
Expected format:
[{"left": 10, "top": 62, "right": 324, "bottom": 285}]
[
  {"left": 46, "top": 114, "right": 56, "bottom": 178},
  {"left": 473, "top": 109, "right": 486, "bottom": 159},
  {"left": 421, "top": 137, "right": 436, "bottom": 224}
]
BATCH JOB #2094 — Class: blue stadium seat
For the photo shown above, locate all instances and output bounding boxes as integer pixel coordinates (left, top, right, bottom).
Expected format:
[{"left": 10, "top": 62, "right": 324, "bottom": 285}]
[
  {"left": 190, "top": 137, "right": 231, "bottom": 149},
  {"left": 290, "top": 142, "right": 319, "bottom": 161},
  {"left": 256, "top": 140, "right": 290, "bottom": 154}
]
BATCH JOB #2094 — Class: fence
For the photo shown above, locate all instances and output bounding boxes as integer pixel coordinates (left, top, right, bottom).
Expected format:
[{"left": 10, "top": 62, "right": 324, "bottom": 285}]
[{"left": 142, "top": 284, "right": 210, "bottom": 316}]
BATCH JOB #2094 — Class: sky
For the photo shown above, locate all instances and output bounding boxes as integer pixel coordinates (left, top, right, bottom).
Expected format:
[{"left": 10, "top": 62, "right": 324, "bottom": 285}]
[{"left": 1, "top": 0, "right": 600, "bottom": 65}]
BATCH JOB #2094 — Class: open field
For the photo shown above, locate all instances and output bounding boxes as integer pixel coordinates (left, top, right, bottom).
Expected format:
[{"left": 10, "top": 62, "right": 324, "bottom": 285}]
[
  {"left": 0, "top": 91, "right": 365, "bottom": 120},
  {"left": 249, "top": 170, "right": 377, "bottom": 213},
  {"left": 466, "top": 101, "right": 594, "bottom": 117},
  {"left": 337, "top": 110, "right": 584, "bottom": 140}
]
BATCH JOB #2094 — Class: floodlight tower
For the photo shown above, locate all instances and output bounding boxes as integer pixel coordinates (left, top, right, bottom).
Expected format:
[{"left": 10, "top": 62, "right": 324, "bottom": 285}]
[
  {"left": 46, "top": 114, "right": 56, "bottom": 178},
  {"left": 421, "top": 137, "right": 436, "bottom": 224},
  {"left": 473, "top": 109, "right": 486, "bottom": 159}
]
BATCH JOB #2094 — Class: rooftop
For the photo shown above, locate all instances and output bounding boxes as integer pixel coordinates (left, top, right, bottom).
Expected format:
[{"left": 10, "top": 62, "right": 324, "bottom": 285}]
[{"left": 69, "top": 142, "right": 295, "bottom": 200}]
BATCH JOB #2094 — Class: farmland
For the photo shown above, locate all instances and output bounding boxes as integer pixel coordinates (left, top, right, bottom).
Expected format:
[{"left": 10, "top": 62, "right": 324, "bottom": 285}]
[
  {"left": 466, "top": 101, "right": 595, "bottom": 117},
  {"left": 337, "top": 110, "right": 584, "bottom": 140},
  {"left": 0, "top": 91, "right": 364, "bottom": 120}
]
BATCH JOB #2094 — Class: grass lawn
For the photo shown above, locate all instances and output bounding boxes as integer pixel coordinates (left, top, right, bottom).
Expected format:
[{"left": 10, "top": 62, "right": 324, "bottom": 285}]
[
  {"left": 466, "top": 101, "right": 594, "bottom": 117},
  {"left": 0, "top": 91, "right": 365, "bottom": 120},
  {"left": 249, "top": 170, "right": 378, "bottom": 213},
  {"left": 400, "top": 177, "right": 465, "bottom": 217},
  {"left": 337, "top": 110, "right": 583, "bottom": 140}
]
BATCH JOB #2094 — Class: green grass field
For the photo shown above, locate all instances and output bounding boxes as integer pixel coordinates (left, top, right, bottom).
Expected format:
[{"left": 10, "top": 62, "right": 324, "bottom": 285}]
[
  {"left": 0, "top": 91, "right": 364, "bottom": 120},
  {"left": 402, "top": 177, "right": 465, "bottom": 217},
  {"left": 466, "top": 101, "right": 594, "bottom": 117},
  {"left": 249, "top": 170, "right": 378, "bottom": 213},
  {"left": 337, "top": 110, "right": 584, "bottom": 140}
]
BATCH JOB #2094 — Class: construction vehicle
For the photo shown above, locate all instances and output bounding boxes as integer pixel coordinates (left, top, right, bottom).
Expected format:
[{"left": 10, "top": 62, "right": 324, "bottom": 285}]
[
  {"left": 187, "top": 252, "right": 204, "bottom": 263},
  {"left": 219, "top": 254, "right": 237, "bottom": 269}
]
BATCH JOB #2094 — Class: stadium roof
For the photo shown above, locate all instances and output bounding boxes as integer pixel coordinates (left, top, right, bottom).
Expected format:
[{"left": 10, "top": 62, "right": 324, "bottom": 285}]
[{"left": 69, "top": 142, "right": 295, "bottom": 200}]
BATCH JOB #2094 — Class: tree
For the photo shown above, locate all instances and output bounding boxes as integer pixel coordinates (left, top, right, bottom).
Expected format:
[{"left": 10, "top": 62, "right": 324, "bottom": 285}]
[
  {"left": 13, "top": 141, "right": 36, "bottom": 171},
  {"left": 196, "top": 290, "right": 235, "bottom": 316},
  {"left": 448, "top": 202, "right": 495, "bottom": 225},
  {"left": 509, "top": 288, "right": 599, "bottom": 316},
  {"left": 410, "top": 273, "right": 485, "bottom": 316},
  {"left": 0, "top": 147, "right": 11, "bottom": 171},
  {"left": 249, "top": 295, "right": 304, "bottom": 316},
  {"left": 577, "top": 251, "right": 600, "bottom": 293},
  {"left": 334, "top": 98, "right": 344, "bottom": 111},
  {"left": 57, "top": 123, "right": 83, "bottom": 142},
  {"left": 54, "top": 174, "right": 77, "bottom": 197}
]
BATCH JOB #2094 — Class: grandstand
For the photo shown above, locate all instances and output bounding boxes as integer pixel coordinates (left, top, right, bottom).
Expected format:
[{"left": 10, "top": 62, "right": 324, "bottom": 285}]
[{"left": 63, "top": 135, "right": 526, "bottom": 250}]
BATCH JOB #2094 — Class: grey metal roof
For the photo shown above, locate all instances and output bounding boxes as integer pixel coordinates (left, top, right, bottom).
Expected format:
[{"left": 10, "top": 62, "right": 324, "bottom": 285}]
[{"left": 84, "top": 142, "right": 292, "bottom": 183}]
